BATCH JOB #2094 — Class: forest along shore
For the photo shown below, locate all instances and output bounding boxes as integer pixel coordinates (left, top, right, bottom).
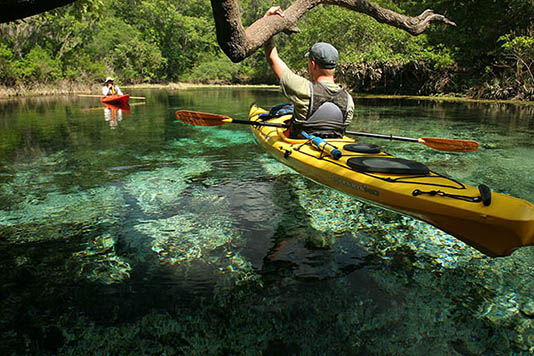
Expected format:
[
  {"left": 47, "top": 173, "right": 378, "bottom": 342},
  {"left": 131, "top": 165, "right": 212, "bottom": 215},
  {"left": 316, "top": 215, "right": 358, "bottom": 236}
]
[{"left": 1, "top": 1, "right": 533, "bottom": 102}]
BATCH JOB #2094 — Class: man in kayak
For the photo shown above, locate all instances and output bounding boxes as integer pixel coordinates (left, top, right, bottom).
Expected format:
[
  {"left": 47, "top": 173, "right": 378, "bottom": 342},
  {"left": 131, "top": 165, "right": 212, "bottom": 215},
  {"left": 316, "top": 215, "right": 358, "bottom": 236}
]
[
  {"left": 102, "top": 77, "right": 123, "bottom": 96},
  {"left": 263, "top": 6, "right": 354, "bottom": 139}
]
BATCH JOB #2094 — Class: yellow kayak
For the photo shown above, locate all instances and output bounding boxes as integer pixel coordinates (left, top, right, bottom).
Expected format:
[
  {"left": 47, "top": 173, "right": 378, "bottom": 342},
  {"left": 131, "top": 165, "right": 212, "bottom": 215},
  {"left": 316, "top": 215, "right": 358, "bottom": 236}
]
[{"left": 248, "top": 104, "right": 534, "bottom": 257}]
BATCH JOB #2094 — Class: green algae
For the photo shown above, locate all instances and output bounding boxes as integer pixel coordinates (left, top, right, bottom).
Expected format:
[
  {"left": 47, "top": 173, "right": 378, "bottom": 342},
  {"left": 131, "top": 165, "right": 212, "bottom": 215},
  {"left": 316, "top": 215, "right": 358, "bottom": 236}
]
[
  {"left": 52, "top": 268, "right": 508, "bottom": 356},
  {"left": 258, "top": 159, "right": 534, "bottom": 352},
  {"left": 169, "top": 127, "right": 255, "bottom": 151},
  {"left": 134, "top": 213, "right": 236, "bottom": 263},
  {"left": 198, "top": 127, "right": 255, "bottom": 148},
  {"left": 131, "top": 182, "right": 258, "bottom": 284},
  {"left": 258, "top": 155, "right": 297, "bottom": 177},
  {"left": 73, "top": 233, "right": 132, "bottom": 285},
  {"left": 0, "top": 186, "right": 125, "bottom": 243},
  {"left": 123, "top": 158, "right": 210, "bottom": 215}
]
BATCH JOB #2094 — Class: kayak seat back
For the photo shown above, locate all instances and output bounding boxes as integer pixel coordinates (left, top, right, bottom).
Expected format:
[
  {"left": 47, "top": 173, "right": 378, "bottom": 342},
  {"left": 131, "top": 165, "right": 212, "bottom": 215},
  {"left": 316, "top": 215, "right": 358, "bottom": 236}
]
[
  {"left": 343, "top": 143, "right": 381, "bottom": 154},
  {"left": 347, "top": 157, "right": 430, "bottom": 175},
  {"left": 258, "top": 103, "right": 294, "bottom": 121}
]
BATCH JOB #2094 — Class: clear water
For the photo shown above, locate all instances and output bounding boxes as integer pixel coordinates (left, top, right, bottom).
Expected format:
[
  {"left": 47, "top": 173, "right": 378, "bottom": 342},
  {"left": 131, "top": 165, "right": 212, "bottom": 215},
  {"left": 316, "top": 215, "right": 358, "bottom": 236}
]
[{"left": 1, "top": 89, "right": 534, "bottom": 355}]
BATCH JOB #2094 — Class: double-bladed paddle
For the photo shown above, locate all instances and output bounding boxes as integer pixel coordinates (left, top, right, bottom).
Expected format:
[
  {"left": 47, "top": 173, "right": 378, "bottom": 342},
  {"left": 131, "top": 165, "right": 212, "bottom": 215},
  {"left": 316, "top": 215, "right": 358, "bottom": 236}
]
[
  {"left": 175, "top": 110, "right": 289, "bottom": 128},
  {"left": 175, "top": 110, "right": 479, "bottom": 153},
  {"left": 77, "top": 94, "right": 146, "bottom": 100},
  {"left": 345, "top": 130, "right": 479, "bottom": 153}
]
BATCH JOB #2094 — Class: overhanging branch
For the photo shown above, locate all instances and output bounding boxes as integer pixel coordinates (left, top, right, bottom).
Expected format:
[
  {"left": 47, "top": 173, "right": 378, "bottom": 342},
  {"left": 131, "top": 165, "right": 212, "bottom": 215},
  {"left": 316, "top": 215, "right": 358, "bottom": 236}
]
[{"left": 212, "top": 0, "right": 455, "bottom": 62}]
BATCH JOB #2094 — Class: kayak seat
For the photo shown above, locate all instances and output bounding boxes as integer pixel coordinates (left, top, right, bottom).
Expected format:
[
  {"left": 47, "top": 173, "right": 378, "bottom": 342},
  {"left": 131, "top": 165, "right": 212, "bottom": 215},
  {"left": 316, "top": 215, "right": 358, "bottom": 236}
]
[
  {"left": 347, "top": 157, "right": 430, "bottom": 175},
  {"left": 343, "top": 143, "right": 381, "bottom": 154},
  {"left": 258, "top": 103, "right": 294, "bottom": 121}
]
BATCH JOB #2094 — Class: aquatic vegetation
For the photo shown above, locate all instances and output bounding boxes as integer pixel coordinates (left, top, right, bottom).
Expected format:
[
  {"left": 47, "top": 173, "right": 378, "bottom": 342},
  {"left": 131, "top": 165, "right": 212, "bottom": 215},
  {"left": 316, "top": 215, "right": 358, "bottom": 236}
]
[
  {"left": 133, "top": 209, "right": 259, "bottom": 287},
  {"left": 123, "top": 158, "right": 210, "bottom": 215},
  {"left": 73, "top": 233, "right": 132, "bottom": 285},
  {"left": 0, "top": 151, "right": 69, "bottom": 207},
  {"left": 255, "top": 157, "right": 534, "bottom": 353},
  {"left": 258, "top": 155, "right": 296, "bottom": 177},
  {"left": 283, "top": 174, "right": 481, "bottom": 269},
  {"left": 198, "top": 127, "right": 256, "bottom": 148},
  {"left": 169, "top": 127, "right": 255, "bottom": 151},
  {"left": 133, "top": 183, "right": 256, "bottom": 280},
  {"left": 135, "top": 213, "right": 236, "bottom": 263},
  {"left": 168, "top": 137, "right": 197, "bottom": 150},
  {"left": 53, "top": 268, "right": 506, "bottom": 355},
  {"left": 0, "top": 186, "right": 126, "bottom": 243}
]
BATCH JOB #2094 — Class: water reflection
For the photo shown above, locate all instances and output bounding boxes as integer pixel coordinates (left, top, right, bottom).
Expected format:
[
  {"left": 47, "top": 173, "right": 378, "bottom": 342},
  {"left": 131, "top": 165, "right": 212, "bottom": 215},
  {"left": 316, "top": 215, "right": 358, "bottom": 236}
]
[{"left": 103, "top": 103, "right": 130, "bottom": 128}]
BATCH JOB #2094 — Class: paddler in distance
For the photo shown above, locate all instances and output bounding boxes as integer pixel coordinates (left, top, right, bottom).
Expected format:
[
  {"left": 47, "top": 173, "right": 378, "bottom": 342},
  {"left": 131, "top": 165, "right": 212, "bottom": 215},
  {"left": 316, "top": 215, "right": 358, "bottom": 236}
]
[
  {"left": 263, "top": 6, "right": 354, "bottom": 139},
  {"left": 102, "top": 77, "right": 123, "bottom": 96}
]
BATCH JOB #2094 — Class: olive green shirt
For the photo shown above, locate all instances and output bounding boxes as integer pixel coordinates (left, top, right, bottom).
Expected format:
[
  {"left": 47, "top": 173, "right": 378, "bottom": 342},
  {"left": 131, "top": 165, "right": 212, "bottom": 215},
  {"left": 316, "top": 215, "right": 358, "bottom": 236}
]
[{"left": 279, "top": 68, "right": 354, "bottom": 126}]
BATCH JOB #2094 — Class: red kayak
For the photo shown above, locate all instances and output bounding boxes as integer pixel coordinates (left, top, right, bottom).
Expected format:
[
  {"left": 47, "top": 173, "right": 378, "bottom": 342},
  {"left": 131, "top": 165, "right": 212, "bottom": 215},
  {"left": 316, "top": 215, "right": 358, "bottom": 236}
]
[{"left": 100, "top": 94, "right": 130, "bottom": 105}]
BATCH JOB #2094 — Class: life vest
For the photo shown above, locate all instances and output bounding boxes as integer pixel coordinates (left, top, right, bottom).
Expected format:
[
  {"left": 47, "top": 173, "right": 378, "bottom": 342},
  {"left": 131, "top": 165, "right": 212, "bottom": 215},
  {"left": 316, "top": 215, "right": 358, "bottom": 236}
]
[
  {"left": 292, "top": 82, "right": 351, "bottom": 138},
  {"left": 109, "top": 85, "right": 116, "bottom": 95}
]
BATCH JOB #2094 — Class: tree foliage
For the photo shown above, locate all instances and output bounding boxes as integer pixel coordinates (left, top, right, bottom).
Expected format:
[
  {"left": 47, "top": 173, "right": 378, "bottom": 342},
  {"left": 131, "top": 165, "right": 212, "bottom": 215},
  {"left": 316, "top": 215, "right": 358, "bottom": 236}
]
[{"left": 0, "top": 0, "right": 533, "bottom": 99}]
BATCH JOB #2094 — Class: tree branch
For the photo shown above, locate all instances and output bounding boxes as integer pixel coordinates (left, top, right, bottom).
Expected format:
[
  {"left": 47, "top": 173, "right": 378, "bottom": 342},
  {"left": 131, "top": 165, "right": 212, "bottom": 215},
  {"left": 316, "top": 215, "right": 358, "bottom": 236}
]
[
  {"left": 1, "top": 0, "right": 456, "bottom": 64},
  {"left": 211, "top": 0, "right": 455, "bottom": 62}
]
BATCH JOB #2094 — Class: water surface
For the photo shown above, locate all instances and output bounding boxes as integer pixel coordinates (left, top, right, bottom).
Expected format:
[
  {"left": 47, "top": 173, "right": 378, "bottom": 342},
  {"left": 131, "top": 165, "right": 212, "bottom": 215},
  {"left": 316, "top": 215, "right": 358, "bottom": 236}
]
[{"left": 1, "top": 88, "right": 534, "bottom": 355}]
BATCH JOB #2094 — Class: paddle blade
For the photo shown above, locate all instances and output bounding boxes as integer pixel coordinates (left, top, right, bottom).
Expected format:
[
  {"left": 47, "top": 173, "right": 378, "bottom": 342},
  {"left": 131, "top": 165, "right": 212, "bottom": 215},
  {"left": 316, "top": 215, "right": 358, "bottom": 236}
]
[
  {"left": 420, "top": 137, "right": 479, "bottom": 152},
  {"left": 175, "top": 110, "right": 231, "bottom": 126}
]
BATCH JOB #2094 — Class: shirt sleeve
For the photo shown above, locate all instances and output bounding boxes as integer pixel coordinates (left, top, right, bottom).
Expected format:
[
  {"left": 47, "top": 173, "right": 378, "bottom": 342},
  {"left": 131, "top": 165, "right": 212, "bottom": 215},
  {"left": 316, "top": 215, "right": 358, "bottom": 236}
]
[
  {"left": 279, "top": 68, "right": 310, "bottom": 102},
  {"left": 345, "top": 94, "right": 354, "bottom": 126},
  {"left": 279, "top": 68, "right": 311, "bottom": 122}
]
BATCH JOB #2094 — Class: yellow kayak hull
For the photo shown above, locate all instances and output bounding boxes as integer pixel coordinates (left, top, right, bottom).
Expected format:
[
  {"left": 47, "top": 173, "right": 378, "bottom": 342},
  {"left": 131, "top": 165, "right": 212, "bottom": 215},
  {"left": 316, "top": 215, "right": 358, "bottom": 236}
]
[{"left": 249, "top": 104, "right": 534, "bottom": 257}]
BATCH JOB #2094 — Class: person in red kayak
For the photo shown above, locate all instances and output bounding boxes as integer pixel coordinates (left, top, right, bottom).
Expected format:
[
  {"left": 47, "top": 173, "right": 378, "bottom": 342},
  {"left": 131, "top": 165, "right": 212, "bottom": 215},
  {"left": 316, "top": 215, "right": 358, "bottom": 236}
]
[
  {"left": 263, "top": 6, "right": 354, "bottom": 139},
  {"left": 102, "top": 77, "right": 123, "bottom": 96}
]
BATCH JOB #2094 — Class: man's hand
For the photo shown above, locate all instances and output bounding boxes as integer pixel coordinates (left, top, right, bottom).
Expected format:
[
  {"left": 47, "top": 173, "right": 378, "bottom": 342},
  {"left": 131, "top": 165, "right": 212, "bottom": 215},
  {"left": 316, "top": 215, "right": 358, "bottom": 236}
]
[
  {"left": 263, "top": 5, "right": 289, "bottom": 79},
  {"left": 264, "top": 6, "right": 284, "bottom": 18}
]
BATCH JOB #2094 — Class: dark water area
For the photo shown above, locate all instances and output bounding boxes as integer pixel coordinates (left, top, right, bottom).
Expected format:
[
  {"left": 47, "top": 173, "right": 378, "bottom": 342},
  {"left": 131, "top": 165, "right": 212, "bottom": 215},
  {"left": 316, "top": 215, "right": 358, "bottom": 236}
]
[{"left": 1, "top": 88, "right": 534, "bottom": 355}]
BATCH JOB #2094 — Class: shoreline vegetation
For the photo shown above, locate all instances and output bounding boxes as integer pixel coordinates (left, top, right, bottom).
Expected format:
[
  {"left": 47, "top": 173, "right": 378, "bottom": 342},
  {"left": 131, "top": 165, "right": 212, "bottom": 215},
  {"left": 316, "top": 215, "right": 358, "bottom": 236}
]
[
  {"left": 2, "top": 2, "right": 534, "bottom": 106},
  {"left": 1, "top": 82, "right": 533, "bottom": 106},
  {"left": 0, "top": 82, "right": 279, "bottom": 99},
  {"left": 1, "top": 1, "right": 532, "bottom": 105}
]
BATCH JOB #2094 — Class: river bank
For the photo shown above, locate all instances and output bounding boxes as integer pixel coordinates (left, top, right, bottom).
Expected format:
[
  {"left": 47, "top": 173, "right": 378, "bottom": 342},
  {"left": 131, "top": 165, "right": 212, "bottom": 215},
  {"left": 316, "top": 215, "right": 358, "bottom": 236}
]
[
  {"left": 1, "top": 82, "right": 533, "bottom": 106},
  {"left": 0, "top": 82, "right": 279, "bottom": 99},
  {"left": 0, "top": 82, "right": 190, "bottom": 99}
]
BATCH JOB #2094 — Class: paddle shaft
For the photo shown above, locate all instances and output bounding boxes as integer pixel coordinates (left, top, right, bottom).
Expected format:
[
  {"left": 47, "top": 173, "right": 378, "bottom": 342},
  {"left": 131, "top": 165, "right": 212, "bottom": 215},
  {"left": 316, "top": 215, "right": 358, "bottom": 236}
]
[
  {"left": 227, "top": 119, "right": 289, "bottom": 128},
  {"left": 77, "top": 94, "right": 146, "bottom": 100},
  {"left": 345, "top": 129, "right": 479, "bottom": 152},
  {"left": 346, "top": 130, "right": 418, "bottom": 143}
]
